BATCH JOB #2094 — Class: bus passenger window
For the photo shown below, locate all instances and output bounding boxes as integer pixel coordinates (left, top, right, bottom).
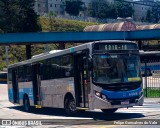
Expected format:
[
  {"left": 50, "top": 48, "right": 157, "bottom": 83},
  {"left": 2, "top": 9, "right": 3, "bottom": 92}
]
[{"left": 62, "top": 55, "right": 73, "bottom": 77}]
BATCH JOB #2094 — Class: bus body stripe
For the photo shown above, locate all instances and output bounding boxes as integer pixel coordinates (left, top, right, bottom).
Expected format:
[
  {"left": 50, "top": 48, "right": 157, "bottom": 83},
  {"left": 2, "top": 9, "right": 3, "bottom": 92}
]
[{"left": 101, "top": 87, "right": 141, "bottom": 99}]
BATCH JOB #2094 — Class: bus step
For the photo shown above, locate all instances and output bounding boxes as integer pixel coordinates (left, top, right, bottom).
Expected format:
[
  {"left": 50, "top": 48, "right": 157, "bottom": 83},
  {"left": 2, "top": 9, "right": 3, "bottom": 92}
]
[
  {"left": 35, "top": 105, "right": 42, "bottom": 108},
  {"left": 14, "top": 103, "right": 20, "bottom": 105},
  {"left": 76, "top": 107, "right": 88, "bottom": 110}
]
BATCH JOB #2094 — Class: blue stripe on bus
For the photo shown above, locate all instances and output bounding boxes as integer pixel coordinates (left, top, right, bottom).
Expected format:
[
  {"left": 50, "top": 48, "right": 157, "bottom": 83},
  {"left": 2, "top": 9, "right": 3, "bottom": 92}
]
[
  {"left": 19, "top": 88, "right": 34, "bottom": 101},
  {"left": 101, "top": 87, "right": 142, "bottom": 99},
  {"left": 141, "top": 65, "right": 160, "bottom": 71},
  {"left": 8, "top": 87, "right": 34, "bottom": 101},
  {"left": 8, "top": 88, "right": 13, "bottom": 101}
]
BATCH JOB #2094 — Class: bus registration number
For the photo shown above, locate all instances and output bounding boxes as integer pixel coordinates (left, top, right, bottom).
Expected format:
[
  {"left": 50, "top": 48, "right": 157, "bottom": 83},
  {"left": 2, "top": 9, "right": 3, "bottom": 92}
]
[{"left": 121, "top": 100, "right": 129, "bottom": 105}]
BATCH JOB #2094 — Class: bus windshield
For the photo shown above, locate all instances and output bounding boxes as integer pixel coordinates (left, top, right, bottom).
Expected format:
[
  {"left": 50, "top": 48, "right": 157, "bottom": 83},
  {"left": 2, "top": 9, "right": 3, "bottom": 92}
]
[{"left": 93, "top": 53, "right": 141, "bottom": 84}]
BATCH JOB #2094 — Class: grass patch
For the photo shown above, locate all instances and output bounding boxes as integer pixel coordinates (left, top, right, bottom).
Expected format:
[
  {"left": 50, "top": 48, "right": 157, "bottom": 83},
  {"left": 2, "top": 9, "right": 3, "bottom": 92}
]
[{"left": 144, "top": 88, "right": 160, "bottom": 97}]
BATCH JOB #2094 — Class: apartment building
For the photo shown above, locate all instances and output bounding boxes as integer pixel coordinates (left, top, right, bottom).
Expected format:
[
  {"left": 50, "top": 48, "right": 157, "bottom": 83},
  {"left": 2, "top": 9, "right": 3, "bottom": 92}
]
[
  {"left": 81, "top": 0, "right": 114, "bottom": 7},
  {"left": 48, "top": 0, "right": 65, "bottom": 15},
  {"left": 34, "top": 0, "right": 65, "bottom": 16},
  {"left": 34, "top": 0, "right": 48, "bottom": 16},
  {"left": 133, "top": 0, "right": 156, "bottom": 21},
  {"left": 34, "top": 0, "right": 157, "bottom": 22},
  {"left": 76, "top": 0, "right": 158, "bottom": 22}
]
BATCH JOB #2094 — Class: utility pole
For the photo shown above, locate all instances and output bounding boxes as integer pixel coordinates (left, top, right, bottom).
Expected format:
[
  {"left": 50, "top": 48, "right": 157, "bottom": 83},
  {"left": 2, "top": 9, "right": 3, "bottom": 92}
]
[{"left": 5, "top": 46, "right": 9, "bottom": 66}]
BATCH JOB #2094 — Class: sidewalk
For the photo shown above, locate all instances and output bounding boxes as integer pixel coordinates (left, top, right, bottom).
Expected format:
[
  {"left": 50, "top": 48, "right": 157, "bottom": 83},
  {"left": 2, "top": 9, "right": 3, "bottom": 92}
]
[{"left": 144, "top": 98, "right": 160, "bottom": 104}]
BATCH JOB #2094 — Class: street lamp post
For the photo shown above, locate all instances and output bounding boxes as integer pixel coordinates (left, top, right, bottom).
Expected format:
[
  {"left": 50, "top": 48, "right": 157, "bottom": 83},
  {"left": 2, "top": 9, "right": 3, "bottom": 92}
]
[
  {"left": 5, "top": 46, "right": 9, "bottom": 67},
  {"left": 117, "top": 17, "right": 132, "bottom": 40}
]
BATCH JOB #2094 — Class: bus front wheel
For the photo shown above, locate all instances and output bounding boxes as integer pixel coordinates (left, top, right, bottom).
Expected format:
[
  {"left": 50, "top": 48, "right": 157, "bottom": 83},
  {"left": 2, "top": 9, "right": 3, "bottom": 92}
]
[
  {"left": 23, "top": 96, "right": 31, "bottom": 112},
  {"left": 101, "top": 108, "right": 118, "bottom": 114},
  {"left": 64, "top": 97, "right": 77, "bottom": 116}
]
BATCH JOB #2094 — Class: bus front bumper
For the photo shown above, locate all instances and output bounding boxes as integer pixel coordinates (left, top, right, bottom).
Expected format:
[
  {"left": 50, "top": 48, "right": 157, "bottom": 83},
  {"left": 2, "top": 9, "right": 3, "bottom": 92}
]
[{"left": 92, "top": 93, "right": 144, "bottom": 110}]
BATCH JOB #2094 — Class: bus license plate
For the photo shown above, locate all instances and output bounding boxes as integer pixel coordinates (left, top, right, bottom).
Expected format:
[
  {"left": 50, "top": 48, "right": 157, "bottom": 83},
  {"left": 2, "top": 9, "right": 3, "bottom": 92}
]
[{"left": 121, "top": 101, "right": 129, "bottom": 105}]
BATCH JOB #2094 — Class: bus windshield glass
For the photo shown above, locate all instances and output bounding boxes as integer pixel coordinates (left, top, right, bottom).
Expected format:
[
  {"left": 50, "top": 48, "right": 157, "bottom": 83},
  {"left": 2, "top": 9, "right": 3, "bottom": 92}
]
[{"left": 93, "top": 53, "right": 141, "bottom": 84}]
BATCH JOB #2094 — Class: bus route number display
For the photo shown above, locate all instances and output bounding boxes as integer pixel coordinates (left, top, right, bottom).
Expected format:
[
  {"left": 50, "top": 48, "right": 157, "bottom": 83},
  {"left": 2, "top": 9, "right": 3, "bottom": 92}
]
[
  {"left": 94, "top": 43, "right": 138, "bottom": 51},
  {"left": 105, "top": 44, "right": 127, "bottom": 50}
]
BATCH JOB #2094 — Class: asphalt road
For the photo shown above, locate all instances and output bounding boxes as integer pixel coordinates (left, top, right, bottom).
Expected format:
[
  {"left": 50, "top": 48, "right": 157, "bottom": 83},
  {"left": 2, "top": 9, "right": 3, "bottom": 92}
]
[{"left": 1, "top": 84, "right": 160, "bottom": 128}]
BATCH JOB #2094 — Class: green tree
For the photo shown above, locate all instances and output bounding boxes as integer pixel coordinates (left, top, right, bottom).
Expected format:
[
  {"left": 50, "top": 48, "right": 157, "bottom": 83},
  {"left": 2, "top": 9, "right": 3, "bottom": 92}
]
[
  {"left": 16, "top": 0, "right": 41, "bottom": 32},
  {"left": 141, "top": 17, "right": 145, "bottom": 22},
  {"left": 9, "top": 46, "right": 26, "bottom": 62},
  {"left": 146, "top": 9, "right": 152, "bottom": 23},
  {"left": 0, "top": 0, "right": 19, "bottom": 32},
  {"left": 87, "top": 0, "right": 112, "bottom": 18},
  {"left": 0, "top": 0, "right": 41, "bottom": 63},
  {"left": 150, "top": 3, "right": 160, "bottom": 23},
  {"left": 109, "top": 4, "right": 117, "bottom": 19},
  {"left": 145, "top": 2, "right": 160, "bottom": 23},
  {"left": 65, "top": 0, "right": 84, "bottom": 16},
  {"left": 39, "top": 17, "right": 98, "bottom": 49},
  {"left": 48, "top": 12, "right": 56, "bottom": 31},
  {"left": 114, "top": 0, "right": 134, "bottom": 18},
  {"left": 0, "top": 0, "right": 41, "bottom": 33}
]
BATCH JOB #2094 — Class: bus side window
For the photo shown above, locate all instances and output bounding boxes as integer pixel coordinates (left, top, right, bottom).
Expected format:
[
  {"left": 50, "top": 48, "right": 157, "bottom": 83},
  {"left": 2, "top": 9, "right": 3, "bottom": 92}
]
[
  {"left": 24, "top": 65, "right": 32, "bottom": 82},
  {"left": 40, "top": 59, "right": 52, "bottom": 80},
  {"left": 62, "top": 55, "right": 73, "bottom": 77},
  {"left": 50, "top": 57, "right": 62, "bottom": 79},
  {"left": 18, "top": 66, "right": 25, "bottom": 82}
]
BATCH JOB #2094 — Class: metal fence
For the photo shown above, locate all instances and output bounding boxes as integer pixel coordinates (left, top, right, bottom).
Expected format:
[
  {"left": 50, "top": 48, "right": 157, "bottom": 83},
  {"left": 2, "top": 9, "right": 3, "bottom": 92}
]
[{"left": 142, "top": 61, "right": 160, "bottom": 97}]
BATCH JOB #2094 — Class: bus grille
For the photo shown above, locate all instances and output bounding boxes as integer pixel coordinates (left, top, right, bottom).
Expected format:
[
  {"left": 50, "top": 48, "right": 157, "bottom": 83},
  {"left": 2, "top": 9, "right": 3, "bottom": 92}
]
[{"left": 108, "top": 96, "right": 139, "bottom": 105}]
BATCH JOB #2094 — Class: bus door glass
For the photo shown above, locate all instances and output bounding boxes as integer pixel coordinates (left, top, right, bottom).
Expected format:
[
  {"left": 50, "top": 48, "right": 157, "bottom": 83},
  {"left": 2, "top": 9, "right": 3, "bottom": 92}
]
[
  {"left": 32, "top": 63, "right": 42, "bottom": 105},
  {"left": 12, "top": 69, "right": 19, "bottom": 103},
  {"left": 74, "top": 50, "right": 89, "bottom": 108}
]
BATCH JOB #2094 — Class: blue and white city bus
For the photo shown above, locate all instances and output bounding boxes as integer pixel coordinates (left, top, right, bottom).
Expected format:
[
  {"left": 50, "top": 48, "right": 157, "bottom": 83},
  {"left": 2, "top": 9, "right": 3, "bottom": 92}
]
[
  {"left": 7, "top": 40, "right": 143, "bottom": 115},
  {"left": 140, "top": 50, "right": 160, "bottom": 77}
]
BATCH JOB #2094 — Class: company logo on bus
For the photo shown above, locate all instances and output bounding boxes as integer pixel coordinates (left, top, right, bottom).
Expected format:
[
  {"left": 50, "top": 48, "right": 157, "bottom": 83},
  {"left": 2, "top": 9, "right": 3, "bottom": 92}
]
[
  {"left": 123, "top": 93, "right": 126, "bottom": 97},
  {"left": 129, "top": 92, "right": 138, "bottom": 97}
]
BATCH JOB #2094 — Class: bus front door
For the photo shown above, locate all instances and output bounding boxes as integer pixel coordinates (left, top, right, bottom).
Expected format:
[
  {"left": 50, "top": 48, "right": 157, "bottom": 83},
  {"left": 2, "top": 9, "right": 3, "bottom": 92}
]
[
  {"left": 12, "top": 69, "right": 19, "bottom": 103},
  {"left": 74, "top": 52, "right": 89, "bottom": 108},
  {"left": 32, "top": 64, "right": 41, "bottom": 106}
]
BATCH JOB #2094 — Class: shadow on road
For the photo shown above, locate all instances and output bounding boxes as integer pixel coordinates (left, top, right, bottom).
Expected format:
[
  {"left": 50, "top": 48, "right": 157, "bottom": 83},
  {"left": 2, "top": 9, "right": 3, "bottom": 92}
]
[{"left": 8, "top": 106, "right": 144, "bottom": 122}]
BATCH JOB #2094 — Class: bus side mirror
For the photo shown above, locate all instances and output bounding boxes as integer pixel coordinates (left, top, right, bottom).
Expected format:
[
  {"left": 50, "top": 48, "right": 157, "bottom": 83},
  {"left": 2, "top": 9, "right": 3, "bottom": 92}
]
[{"left": 88, "top": 58, "right": 93, "bottom": 71}]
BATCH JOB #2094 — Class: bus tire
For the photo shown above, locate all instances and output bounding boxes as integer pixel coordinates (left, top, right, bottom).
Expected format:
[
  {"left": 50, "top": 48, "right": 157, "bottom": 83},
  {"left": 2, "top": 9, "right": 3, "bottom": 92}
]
[
  {"left": 23, "top": 95, "right": 31, "bottom": 112},
  {"left": 64, "top": 97, "right": 77, "bottom": 116},
  {"left": 101, "top": 108, "right": 118, "bottom": 114}
]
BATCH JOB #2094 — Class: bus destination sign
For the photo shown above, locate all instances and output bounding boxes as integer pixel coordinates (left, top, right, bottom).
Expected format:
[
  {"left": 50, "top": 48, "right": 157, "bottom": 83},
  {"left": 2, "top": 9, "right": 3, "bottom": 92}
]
[
  {"left": 94, "top": 43, "right": 138, "bottom": 51},
  {"left": 105, "top": 44, "right": 127, "bottom": 50}
]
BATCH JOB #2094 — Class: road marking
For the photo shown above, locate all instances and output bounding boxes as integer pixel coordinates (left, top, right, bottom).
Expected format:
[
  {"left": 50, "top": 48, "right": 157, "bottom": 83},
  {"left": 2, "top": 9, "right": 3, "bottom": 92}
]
[
  {"left": 63, "top": 125, "right": 119, "bottom": 128},
  {"left": 78, "top": 125, "right": 121, "bottom": 128},
  {"left": 117, "top": 103, "right": 160, "bottom": 113},
  {"left": 0, "top": 126, "right": 25, "bottom": 128},
  {"left": 98, "top": 125, "right": 121, "bottom": 128},
  {"left": 41, "top": 116, "right": 92, "bottom": 119}
]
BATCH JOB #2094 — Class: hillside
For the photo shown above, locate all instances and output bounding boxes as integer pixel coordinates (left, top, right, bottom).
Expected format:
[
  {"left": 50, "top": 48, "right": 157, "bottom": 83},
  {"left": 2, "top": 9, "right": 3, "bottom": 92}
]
[
  {"left": 39, "top": 17, "right": 97, "bottom": 32},
  {"left": 0, "top": 18, "right": 97, "bottom": 70}
]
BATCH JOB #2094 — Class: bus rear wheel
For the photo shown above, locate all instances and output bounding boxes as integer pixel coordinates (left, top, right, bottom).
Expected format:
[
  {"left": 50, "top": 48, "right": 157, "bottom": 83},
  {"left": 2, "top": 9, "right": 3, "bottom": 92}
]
[
  {"left": 23, "top": 96, "right": 31, "bottom": 112},
  {"left": 101, "top": 108, "right": 118, "bottom": 114},
  {"left": 64, "top": 97, "right": 77, "bottom": 116}
]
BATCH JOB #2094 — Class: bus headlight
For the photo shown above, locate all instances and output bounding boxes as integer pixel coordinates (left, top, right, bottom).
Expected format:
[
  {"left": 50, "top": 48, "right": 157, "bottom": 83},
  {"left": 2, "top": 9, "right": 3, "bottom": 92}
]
[
  {"left": 95, "top": 91, "right": 101, "bottom": 97},
  {"left": 95, "top": 91, "right": 107, "bottom": 100}
]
